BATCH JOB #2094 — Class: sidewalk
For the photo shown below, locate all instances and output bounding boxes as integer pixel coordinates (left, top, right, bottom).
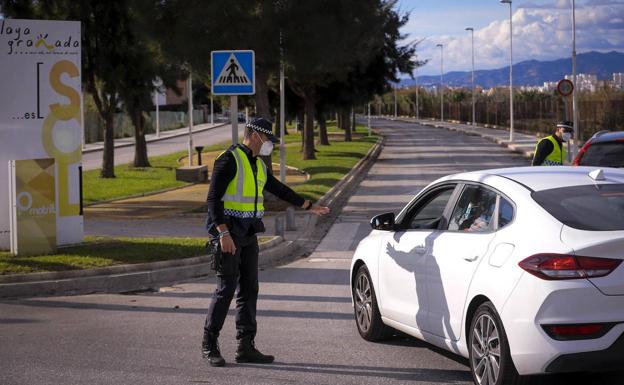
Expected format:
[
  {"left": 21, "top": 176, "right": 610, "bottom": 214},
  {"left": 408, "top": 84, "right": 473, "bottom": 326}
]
[
  {"left": 0, "top": 136, "right": 383, "bottom": 298},
  {"left": 82, "top": 121, "right": 227, "bottom": 154}
]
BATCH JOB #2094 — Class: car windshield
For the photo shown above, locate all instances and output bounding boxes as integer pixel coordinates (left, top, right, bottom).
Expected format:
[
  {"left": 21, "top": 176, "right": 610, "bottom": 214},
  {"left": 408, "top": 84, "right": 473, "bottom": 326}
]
[
  {"left": 532, "top": 184, "right": 624, "bottom": 231},
  {"left": 580, "top": 141, "right": 624, "bottom": 168}
]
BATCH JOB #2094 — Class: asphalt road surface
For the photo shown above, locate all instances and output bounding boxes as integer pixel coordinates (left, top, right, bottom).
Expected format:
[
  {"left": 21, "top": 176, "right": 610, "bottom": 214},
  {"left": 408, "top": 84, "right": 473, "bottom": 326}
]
[{"left": 2, "top": 120, "right": 622, "bottom": 385}]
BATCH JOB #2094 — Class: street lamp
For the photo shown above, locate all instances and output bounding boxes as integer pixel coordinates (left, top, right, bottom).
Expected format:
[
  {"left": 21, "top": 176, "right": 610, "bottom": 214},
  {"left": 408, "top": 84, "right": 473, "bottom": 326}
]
[
  {"left": 394, "top": 86, "right": 397, "bottom": 118},
  {"left": 500, "top": 0, "right": 514, "bottom": 142},
  {"left": 436, "top": 43, "right": 444, "bottom": 122},
  {"left": 466, "top": 27, "right": 476, "bottom": 127},
  {"left": 410, "top": 37, "right": 426, "bottom": 121},
  {"left": 572, "top": 0, "right": 579, "bottom": 157}
]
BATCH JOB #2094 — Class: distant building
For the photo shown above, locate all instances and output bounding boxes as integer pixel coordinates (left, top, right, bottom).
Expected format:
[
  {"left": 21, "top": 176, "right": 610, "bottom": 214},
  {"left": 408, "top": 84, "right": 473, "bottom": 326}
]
[
  {"left": 565, "top": 73, "right": 598, "bottom": 92},
  {"left": 540, "top": 81, "right": 558, "bottom": 93},
  {"left": 166, "top": 79, "right": 190, "bottom": 105},
  {"left": 613, "top": 73, "right": 624, "bottom": 89}
]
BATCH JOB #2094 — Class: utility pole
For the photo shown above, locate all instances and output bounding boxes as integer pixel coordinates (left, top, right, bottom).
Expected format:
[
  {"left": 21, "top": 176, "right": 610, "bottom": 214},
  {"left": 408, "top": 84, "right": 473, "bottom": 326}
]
[
  {"left": 500, "top": 0, "right": 514, "bottom": 142},
  {"left": 437, "top": 43, "right": 444, "bottom": 122},
  {"left": 466, "top": 27, "right": 476, "bottom": 126},
  {"left": 187, "top": 70, "right": 194, "bottom": 166},
  {"left": 279, "top": 30, "right": 286, "bottom": 183},
  {"left": 572, "top": 0, "right": 579, "bottom": 157}
]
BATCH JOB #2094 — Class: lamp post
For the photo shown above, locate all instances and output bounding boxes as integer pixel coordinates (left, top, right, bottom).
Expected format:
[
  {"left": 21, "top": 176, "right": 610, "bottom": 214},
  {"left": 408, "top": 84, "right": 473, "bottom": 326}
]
[
  {"left": 187, "top": 70, "right": 194, "bottom": 166},
  {"left": 394, "top": 86, "right": 397, "bottom": 118},
  {"left": 572, "top": 0, "right": 579, "bottom": 157},
  {"left": 500, "top": 0, "right": 514, "bottom": 142},
  {"left": 436, "top": 43, "right": 444, "bottom": 122},
  {"left": 415, "top": 65, "right": 419, "bottom": 120},
  {"left": 466, "top": 27, "right": 476, "bottom": 127}
]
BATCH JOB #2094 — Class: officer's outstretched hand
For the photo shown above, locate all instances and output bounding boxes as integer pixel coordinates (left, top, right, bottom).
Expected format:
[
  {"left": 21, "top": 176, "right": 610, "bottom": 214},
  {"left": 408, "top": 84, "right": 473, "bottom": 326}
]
[{"left": 310, "top": 204, "right": 330, "bottom": 216}]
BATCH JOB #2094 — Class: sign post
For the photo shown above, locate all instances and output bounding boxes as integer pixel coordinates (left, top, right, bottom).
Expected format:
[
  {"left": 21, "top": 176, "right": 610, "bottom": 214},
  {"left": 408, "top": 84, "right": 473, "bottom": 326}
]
[
  {"left": 0, "top": 19, "right": 83, "bottom": 251},
  {"left": 557, "top": 79, "right": 575, "bottom": 163},
  {"left": 211, "top": 50, "right": 255, "bottom": 145}
]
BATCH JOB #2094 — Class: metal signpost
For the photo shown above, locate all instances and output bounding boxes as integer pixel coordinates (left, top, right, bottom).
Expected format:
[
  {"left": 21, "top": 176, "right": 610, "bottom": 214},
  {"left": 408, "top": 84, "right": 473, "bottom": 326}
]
[
  {"left": 557, "top": 79, "right": 575, "bottom": 163},
  {"left": 211, "top": 50, "right": 256, "bottom": 145}
]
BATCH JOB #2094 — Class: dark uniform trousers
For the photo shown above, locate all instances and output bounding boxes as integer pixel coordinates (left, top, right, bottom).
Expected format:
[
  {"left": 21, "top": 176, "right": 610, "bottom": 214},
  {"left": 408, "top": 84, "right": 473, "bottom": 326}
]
[{"left": 204, "top": 233, "right": 259, "bottom": 340}]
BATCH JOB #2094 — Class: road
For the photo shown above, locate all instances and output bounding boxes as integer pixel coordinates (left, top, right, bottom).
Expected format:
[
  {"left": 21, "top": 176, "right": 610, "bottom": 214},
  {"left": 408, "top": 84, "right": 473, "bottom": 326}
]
[
  {"left": 2, "top": 120, "right": 622, "bottom": 385},
  {"left": 82, "top": 123, "right": 235, "bottom": 171}
]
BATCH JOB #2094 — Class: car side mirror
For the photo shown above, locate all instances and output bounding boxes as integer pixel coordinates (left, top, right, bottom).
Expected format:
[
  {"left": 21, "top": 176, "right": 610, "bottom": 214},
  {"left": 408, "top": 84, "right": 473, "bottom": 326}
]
[{"left": 370, "top": 212, "right": 396, "bottom": 231}]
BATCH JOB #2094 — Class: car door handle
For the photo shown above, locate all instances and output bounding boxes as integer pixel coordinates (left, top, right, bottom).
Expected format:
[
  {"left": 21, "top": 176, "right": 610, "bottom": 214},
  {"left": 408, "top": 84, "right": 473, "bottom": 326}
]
[
  {"left": 415, "top": 246, "right": 426, "bottom": 254},
  {"left": 464, "top": 255, "right": 479, "bottom": 262}
]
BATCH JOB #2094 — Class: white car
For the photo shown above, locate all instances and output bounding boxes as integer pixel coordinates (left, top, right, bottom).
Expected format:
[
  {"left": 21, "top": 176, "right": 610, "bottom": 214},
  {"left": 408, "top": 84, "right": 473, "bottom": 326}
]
[{"left": 350, "top": 166, "right": 624, "bottom": 385}]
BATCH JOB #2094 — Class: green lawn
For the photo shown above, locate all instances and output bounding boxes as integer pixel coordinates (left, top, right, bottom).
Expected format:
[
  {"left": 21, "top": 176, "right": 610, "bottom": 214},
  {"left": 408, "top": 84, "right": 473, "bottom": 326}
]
[
  {"left": 83, "top": 123, "right": 376, "bottom": 204},
  {"left": 0, "top": 236, "right": 272, "bottom": 275},
  {"left": 82, "top": 142, "right": 231, "bottom": 204},
  {"left": 282, "top": 125, "right": 377, "bottom": 201}
]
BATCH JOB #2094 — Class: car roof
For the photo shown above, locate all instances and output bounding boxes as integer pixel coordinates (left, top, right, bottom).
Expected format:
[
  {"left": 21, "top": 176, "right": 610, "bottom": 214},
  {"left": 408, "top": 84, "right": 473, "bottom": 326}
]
[
  {"left": 439, "top": 166, "right": 624, "bottom": 192},
  {"left": 591, "top": 131, "right": 624, "bottom": 143}
]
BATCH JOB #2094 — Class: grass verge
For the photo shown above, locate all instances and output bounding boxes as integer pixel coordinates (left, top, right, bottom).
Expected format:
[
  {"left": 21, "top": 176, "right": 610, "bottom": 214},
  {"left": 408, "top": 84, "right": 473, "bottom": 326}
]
[
  {"left": 84, "top": 122, "right": 376, "bottom": 204},
  {"left": 0, "top": 236, "right": 272, "bottom": 275}
]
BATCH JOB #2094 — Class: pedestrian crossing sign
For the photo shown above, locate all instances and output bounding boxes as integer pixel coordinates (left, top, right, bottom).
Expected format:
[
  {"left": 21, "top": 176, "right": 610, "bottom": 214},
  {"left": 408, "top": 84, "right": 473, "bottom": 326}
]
[{"left": 211, "top": 50, "right": 255, "bottom": 95}]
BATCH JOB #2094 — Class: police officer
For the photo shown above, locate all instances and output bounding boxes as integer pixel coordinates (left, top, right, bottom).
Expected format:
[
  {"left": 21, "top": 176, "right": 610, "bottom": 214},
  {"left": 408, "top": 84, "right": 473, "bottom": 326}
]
[
  {"left": 202, "top": 117, "right": 330, "bottom": 367},
  {"left": 532, "top": 121, "right": 574, "bottom": 166}
]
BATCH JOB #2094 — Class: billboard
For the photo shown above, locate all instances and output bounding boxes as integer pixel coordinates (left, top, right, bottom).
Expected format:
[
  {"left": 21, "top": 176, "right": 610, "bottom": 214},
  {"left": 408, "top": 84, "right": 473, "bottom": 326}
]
[
  {"left": 9, "top": 159, "right": 57, "bottom": 256},
  {"left": 0, "top": 19, "right": 83, "bottom": 249}
]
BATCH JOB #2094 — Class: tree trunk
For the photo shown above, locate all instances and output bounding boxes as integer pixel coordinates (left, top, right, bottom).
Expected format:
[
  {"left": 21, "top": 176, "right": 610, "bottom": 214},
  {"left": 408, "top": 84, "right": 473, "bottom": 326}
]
[
  {"left": 318, "top": 110, "right": 329, "bottom": 145},
  {"left": 133, "top": 109, "right": 150, "bottom": 168},
  {"left": 254, "top": 64, "right": 272, "bottom": 119},
  {"left": 337, "top": 111, "right": 343, "bottom": 130},
  {"left": 302, "top": 89, "right": 316, "bottom": 160},
  {"left": 343, "top": 109, "right": 352, "bottom": 142},
  {"left": 101, "top": 108, "right": 116, "bottom": 178},
  {"left": 351, "top": 106, "right": 356, "bottom": 133},
  {"left": 297, "top": 107, "right": 305, "bottom": 150}
]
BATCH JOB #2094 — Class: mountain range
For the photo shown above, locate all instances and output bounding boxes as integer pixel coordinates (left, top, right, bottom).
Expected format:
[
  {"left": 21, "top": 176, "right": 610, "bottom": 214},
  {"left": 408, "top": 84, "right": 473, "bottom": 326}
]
[{"left": 400, "top": 51, "right": 624, "bottom": 89}]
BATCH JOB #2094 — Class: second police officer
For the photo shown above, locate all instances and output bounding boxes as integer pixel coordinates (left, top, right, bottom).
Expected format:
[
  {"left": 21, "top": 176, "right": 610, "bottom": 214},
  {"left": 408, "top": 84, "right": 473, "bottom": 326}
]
[{"left": 532, "top": 121, "right": 575, "bottom": 166}]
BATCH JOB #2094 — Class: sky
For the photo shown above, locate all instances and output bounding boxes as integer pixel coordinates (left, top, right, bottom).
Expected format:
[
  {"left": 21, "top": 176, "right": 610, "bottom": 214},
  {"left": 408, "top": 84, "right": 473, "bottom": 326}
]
[{"left": 396, "top": 0, "right": 624, "bottom": 76}]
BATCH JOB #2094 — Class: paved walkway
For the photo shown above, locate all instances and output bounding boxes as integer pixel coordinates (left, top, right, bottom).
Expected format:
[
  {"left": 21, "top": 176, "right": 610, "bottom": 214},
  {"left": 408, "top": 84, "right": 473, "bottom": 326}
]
[
  {"left": 81, "top": 122, "right": 232, "bottom": 171},
  {"left": 82, "top": 121, "right": 226, "bottom": 153}
]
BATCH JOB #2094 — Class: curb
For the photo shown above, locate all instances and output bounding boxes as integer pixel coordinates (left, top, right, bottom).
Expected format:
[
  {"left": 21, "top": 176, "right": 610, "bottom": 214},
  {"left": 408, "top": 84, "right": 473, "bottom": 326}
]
[
  {"left": 294, "top": 135, "right": 384, "bottom": 255},
  {"left": 0, "top": 236, "right": 283, "bottom": 298},
  {"left": 82, "top": 122, "right": 228, "bottom": 154},
  {"left": 0, "top": 135, "right": 384, "bottom": 298}
]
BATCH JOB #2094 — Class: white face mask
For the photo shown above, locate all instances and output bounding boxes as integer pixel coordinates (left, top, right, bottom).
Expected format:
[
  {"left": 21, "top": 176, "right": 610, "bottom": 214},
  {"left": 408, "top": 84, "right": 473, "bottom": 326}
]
[
  {"left": 562, "top": 132, "right": 572, "bottom": 142},
  {"left": 255, "top": 132, "right": 274, "bottom": 156}
]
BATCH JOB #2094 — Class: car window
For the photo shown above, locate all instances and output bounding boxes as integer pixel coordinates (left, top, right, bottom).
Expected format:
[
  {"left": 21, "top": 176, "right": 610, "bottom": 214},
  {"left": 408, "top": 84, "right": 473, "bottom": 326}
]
[
  {"left": 498, "top": 197, "right": 514, "bottom": 229},
  {"left": 406, "top": 188, "right": 455, "bottom": 230},
  {"left": 580, "top": 142, "right": 624, "bottom": 168},
  {"left": 448, "top": 185, "right": 498, "bottom": 232},
  {"left": 532, "top": 184, "right": 624, "bottom": 231}
]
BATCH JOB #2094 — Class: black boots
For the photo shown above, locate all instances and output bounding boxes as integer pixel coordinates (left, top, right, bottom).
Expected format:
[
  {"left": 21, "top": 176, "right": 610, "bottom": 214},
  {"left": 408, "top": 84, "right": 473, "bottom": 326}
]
[
  {"left": 202, "top": 332, "right": 225, "bottom": 367},
  {"left": 235, "top": 336, "right": 275, "bottom": 363}
]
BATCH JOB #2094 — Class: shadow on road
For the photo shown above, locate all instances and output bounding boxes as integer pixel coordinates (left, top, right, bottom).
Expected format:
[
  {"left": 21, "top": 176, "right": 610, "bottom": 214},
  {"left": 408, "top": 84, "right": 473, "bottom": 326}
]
[{"left": 235, "top": 361, "right": 472, "bottom": 383}]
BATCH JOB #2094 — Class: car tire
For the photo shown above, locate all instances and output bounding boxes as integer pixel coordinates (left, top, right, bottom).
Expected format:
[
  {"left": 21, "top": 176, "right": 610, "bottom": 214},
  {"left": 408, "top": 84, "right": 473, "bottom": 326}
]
[
  {"left": 353, "top": 265, "right": 392, "bottom": 341},
  {"left": 469, "top": 301, "right": 529, "bottom": 385}
]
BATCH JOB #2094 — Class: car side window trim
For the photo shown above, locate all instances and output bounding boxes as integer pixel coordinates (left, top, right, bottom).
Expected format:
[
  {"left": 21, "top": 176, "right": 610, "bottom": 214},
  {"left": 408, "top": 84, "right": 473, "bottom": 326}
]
[{"left": 396, "top": 183, "right": 460, "bottom": 231}]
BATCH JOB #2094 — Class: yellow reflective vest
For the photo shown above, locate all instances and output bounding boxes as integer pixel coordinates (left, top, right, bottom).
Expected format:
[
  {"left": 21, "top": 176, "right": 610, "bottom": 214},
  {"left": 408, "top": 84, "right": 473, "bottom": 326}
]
[
  {"left": 535, "top": 135, "right": 565, "bottom": 166},
  {"left": 222, "top": 146, "right": 267, "bottom": 218}
]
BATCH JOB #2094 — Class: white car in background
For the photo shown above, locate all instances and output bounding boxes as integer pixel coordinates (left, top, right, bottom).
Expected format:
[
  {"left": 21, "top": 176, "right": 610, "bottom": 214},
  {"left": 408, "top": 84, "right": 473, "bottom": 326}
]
[{"left": 350, "top": 166, "right": 624, "bottom": 385}]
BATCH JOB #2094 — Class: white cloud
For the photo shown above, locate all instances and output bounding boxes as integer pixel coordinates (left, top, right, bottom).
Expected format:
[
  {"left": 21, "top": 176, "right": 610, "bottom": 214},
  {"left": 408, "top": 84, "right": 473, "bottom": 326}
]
[{"left": 413, "top": 1, "right": 624, "bottom": 76}]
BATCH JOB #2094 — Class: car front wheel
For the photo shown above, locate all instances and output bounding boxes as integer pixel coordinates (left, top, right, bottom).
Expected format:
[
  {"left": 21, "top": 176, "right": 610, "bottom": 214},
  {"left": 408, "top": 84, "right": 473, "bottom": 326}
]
[
  {"left": 469, "top": 301, "right": 527, "bottom": 385},
  {"left": 353, "top": 264, "right": 391, "bottom": 341}
]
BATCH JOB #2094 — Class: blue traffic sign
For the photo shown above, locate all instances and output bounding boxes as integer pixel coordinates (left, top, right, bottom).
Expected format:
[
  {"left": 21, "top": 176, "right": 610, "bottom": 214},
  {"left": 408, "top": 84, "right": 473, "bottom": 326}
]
[{"left": 211, "top": 50, "right": 255, "bottom": 95}]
